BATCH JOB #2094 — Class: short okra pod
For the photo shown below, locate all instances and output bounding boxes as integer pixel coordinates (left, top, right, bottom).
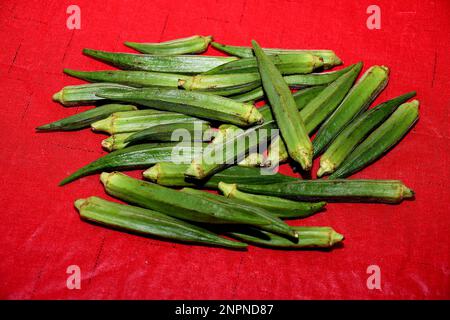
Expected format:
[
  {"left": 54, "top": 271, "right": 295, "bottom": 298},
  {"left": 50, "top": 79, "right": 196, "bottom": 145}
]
[
  {"left": 83, "top": 48, "right": 238, "bottom": 74},
  {"left": 252, "top": 40, "right": 312, "bottom": 170},
  {"left": 318, "top": 91, "right": 416, "bottom": 177},
  {"left": 329, "top": 100, "right": 420, "bottom": 179},
  {"left": 75, "top": 196, "right": 246, "bottom": 249},
  {"left": 124, "top": 35, "right": 213, "bottom": 55},
  {"left": 36, "top": 104, "right": 137, "bottom": 131}
]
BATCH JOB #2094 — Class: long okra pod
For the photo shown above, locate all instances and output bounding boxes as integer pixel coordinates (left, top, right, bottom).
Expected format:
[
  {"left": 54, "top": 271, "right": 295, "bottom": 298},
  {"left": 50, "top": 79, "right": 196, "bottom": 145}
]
[
  {"left": 236, "top": 179, "right": 414, "bottom": 203},
  {"left": 143, "top": 163, "right": 297, "bottom": 188},
  {"left": 228, "top": 226, "right": 343, "bottom": 249},
  {"left": 329, "top": 100, "right": 419, "bottom": 179},
  {"left": 313, "top": 65, "right": 390, "bottom": 156},
  {"left": 100, "top": 171, "right": 283, "bottom": 227},
  {"left": 96, "top": 87, "right": 263, "bottom": 127},
  {"left": 83, "top": 49, "right": 238, "bottom": 74},
  {"left": 219, "top": 182, "right": 326, "bottom": 219},
  {"left": 76, "top": 196, "right": 246, "bottom": 249},
  {"left": 36, "top": 104, "right": 137, "bottom": 131},
  {"left": 318, "top": 92, "right": 416, "bottom": 177},
  {"left": 59, "top": 143, "right": 205, "bottom": 186},
  {"left": 252, "top": 40, "right": 312, "bottom": 170},
  {"left": 124, "top": 35, "right": 212, "bottom": 55}
]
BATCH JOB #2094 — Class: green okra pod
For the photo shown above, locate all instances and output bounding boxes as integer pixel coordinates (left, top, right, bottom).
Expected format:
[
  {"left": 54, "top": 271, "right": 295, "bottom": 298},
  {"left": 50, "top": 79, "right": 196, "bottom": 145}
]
[
  {"left": 143, "top": 163, "right": 297, "bottom": 188},
  {"left": 100, "top": 171, "right": 282, "bottom": 227},
  {"left": 236, "top": 179, "right": 414, "bottom": 203},
  {"left": 83, "top": 48, "right": 238, "bottom": 74},
  {"left": 91, "top": 109, "right": 205, "bottom": 134},
  {"left": 252, "top": 40, "right": 312, "bottom": 170},
  {"left": 313, "top": 65, "right": 390, "bottom": 156},
  {"left": 318, "top": 91, "right": 416, "bottom": 177},
  {"left": 101, "top": 133, "right": 133, "bottom": 151},
  {"left": 211, "top": 42, "right": 342, "bottom": 69},
  {"left": 36, "top": 104, "right": 137, "bottom": 131},
  {"left": 96, "top": 87, "right": 263, "bottom": 127},
  {"left": 124, "top": 35, "right": 213, "bottom": 55},
  {"left": 75, "top": 196, "right": 246, "bottom": 249},
  {"left": 203, "top": 53, "right": 323, "bottom": 75},
  {"left": 228, "top": 226, "right": 343, "bottom": 249},
  {"left": 52, "top": 83, "right": 134, "bottom": 107},
  {"left": 230, "top": 86, "right": 265, "bottom": 103},
  {"left": 59, "top": 142, "right": 205, "bottom": 186},
  {"left": 329, "top": 100, "right": 420, "bottom": 179},
  {"left": 218, "top": 182, "right": 326, "bottom": 219}
]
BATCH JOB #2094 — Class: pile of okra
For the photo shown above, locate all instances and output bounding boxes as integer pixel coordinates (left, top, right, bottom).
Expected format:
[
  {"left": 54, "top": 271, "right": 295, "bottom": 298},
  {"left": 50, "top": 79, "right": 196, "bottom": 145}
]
[{"left": 38, "top": 35, "right": 419, "bottom": 250}]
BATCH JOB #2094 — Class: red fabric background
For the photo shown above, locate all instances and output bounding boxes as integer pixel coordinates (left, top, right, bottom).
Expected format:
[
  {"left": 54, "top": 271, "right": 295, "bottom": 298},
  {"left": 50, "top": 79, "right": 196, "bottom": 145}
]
[{"left": 0, "top": 0, "right": 449, "bottom": 299}]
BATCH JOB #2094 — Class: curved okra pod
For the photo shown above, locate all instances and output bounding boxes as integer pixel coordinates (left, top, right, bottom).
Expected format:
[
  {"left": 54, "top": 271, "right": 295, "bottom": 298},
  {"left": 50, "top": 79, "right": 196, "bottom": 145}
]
[
  {"left": 96, "top": 87, "right": 263, "bottom": 127},
  {"left": 228, "top": 226, "right": 343, "bottom": 249},
  {"left": 75, "top": 196, "right": 246, "bottom": 249},
  {"left": 124, "top": 35, "right": 213, "bottom": 55},
  {"left": 329, "top": 100, "right": 419, "bottom": 179},
  {"left": 236, "top": 179, "right": 414, "bottom": 203},
  {"left": 83, "top": 48, "right": 237, "bottom": 74},
  {"left": 218, "top": 182, "right": 326, "bottom": 219},
  {"left": 143, "top": 163, "right": 297, "bottom": 188},
  {"left": 313, "top": 65, "right": 390, "bottom": 157},
  {"left": 252, "top": 40, "right": 312, "bottom": 170},
  {"left": 59, "top": 142, "right": 205, "bottom": 186},
  {"left": 36, "top": 104, "right": 137, "bottom": 131},
  {"left": 211, "top": 42, "right": 342, "bottom": 69},
  {"left": 318, "top": 92, "right": 416, "bottom": 177}
]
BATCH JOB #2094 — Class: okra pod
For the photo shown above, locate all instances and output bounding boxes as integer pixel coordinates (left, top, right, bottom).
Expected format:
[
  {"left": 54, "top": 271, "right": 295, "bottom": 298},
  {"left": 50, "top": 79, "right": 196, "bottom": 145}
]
[
  {"left": 100, "top": 171, "right": 281, "bottom": 227},
  {"left": 143, "top": 163, "right": 297, "bottom": 188},
  {"left": 180, "top": 188, "right": 297, "bottom": 238},
  {"left": 96, "top": 87, "right": 263, "bottom": 127},
  {"left": 101, "top": 133, "right": 133, "bottom": 151},
  {"left": 203, "top": 53, "right": 323, "bottom": 75},
  {"left": 211, "top": 42, "right": 342, "bottom": 69},
  {"left": 184, "top": 73, "right": 261, "bottom": 96},
  {"left": 228, "top": 226, "right": 343, "bottom": 249},
  {"left": 52, "top": 83, "right": 134, "bottom": 107},
  {"left": 252, "top": 40, "right": 312, "bottom": 170},
  {"left": 83, "top": 48, "right": 237, "bottom": 74},
  {"left": 236, "top": 179, "right": 414, "bottom": 203},
  {"left": 36, "top": 104, "right": 137, "bottom": 131},
  {"left": 318, "top": 92, "right": 416, "bottom": 177},
  {"left": 219, "top": 182, "right": 326, "bottom": 219},
  {"left": 59, "top": 142, "right": 204, "bottom": 186},
  {"left": 313, "top": 65, "right": 390, "bottom": 156},
  {"left": 75, "top": 196, "right": 246, "bottom": 249},
  {"left": 124, "top": 35, "right": 212, "bottom": 55},
  {"left": 91, "top": 109, "right": 206, "bottom": 134},
  {"left": 230, "top": 87, "right": 265, "bottom": 103},
  {"left": 329, "top": 100, "right": 419, "bottom": 179}
]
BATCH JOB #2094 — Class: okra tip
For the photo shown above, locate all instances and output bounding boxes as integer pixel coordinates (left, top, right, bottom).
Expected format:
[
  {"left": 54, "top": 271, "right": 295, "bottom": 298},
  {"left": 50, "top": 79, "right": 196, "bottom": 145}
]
[
  {"left": 402, "top": 185, "right": 415, "bottom": 199},
  {"left": 317, "top": 159, "right": 335, "bottom": 178},
  {"left": 52, "top": 90, "right": 63, "bottom": 103},
  {"left": 330, "top": 229, "right": 344, "bottom": 246},
  {"left": 184, "top": 161, "right": 204, "bottom": 180},
  {"left": 143, "top": 165, "right": 159, "bottom": 181},
  {"left": 74, "top": 198, "right": 87, "bottom": 211},
  {"left": 100, "top": 172, "right": 112, "bottom": 185},
  {"left": 218, "top": 182, "right": 236, "bottom": 197}
]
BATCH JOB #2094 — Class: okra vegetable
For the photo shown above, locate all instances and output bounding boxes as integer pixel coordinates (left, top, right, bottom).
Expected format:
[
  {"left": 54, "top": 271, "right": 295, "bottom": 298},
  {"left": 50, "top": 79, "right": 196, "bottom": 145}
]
[
  {"left": 318, "top": 92, "right": 416, "bottom": 177},
  {"left": 183, "top": 73, "right": 261, "bottom": 96},
  {"left": 219, "top": 182, "right": 326, "bottom": 219},
  {"left": 59, "top": 143, "right": 205, "bottom": 186},
  {"left": 211, "top": 42, "right": 342, "bottom": 69},
  {"left": 83, "top": 48, "right": 238, "bottom": 74},
  {"left": 236, "top": 179, "right": 414, "bottom": 203},
  {"left": 143, "top": 163, "right": 297, "bottom": 188},
  {"left": 228, "top": 226, "right": 343, "bottom": 249},
  {"left": 203, "top": 53, "right": 323, "bottom": 75},
  {"left": 52, "top": 83, "right": 134, "bottom": 107},
  {"left": 100, "top": 171, "right": 286, "bottom": 227},
  {"left": 252, "top": 40, "right": 312, "bottom": 170},
  {"left": 76, "top": 196, "right": 246, "bottom": 249},
  {"left": 124, "top": 35, "right": 213, "bottom": 55},
  {"left": 102, "top": 133, "right": 133, "bottom": 151},
  {"left": 180, "top": 188, "right": 297, "bottom": 238},
  {"left": 230, "top": 86, "right": 265, "bottom": 102},
  {"left": 36, "top": 104, "right": 137, "bottom": 131},
  {"left": 92, "top": 109, "right": 205, "bottom": 134},
  {"left": 313, "top": 65, "right": 390, "bottom": 156},
  {"left": 96, "top": 87, "right": 263, "bottom": 127},
  {"left": 185, "top": 121, "right": 277, "bottom": 180},
  {"left": 329, "top": 100, "right": 419, "bottom": 179}
]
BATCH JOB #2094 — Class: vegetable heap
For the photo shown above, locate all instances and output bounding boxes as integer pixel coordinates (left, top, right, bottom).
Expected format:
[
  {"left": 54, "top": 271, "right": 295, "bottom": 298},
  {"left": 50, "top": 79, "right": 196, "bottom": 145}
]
[{"left": 38, "top": 35, "right": 419, "bottom": 250}]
